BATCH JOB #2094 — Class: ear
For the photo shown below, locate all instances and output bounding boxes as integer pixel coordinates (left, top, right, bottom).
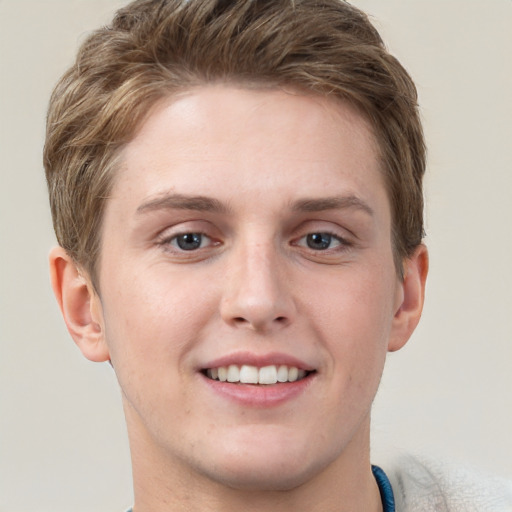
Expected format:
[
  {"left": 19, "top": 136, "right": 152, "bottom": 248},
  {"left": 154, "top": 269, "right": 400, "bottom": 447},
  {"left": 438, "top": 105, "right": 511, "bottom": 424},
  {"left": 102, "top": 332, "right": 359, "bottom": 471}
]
[
  {"left": 49, "top": 246, "right": 110, "bottom": 362},
  {"left": 388, "top": 244, "right": 429, "bottom": 352}
]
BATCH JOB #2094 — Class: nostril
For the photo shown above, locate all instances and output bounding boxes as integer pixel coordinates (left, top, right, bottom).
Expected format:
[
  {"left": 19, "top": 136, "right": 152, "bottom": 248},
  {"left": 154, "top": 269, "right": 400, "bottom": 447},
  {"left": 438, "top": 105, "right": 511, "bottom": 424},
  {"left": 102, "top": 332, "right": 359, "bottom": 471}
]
[{"left": 231, "top": 315, "right": 287, "bottom": 328}]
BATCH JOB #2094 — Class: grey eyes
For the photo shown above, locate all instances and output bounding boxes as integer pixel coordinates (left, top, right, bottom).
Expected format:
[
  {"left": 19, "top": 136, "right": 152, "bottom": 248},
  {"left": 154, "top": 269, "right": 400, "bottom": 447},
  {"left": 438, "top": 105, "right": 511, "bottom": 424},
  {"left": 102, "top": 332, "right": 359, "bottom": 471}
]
[
  {"left": 306, "top": 233, "right": 334, "bottom": 250},
  {"left": 170, "top": 232, "right": 341, "bottom": 252},
  {"left": 174, "top": 233, "right": 205, "bottom": 251}
]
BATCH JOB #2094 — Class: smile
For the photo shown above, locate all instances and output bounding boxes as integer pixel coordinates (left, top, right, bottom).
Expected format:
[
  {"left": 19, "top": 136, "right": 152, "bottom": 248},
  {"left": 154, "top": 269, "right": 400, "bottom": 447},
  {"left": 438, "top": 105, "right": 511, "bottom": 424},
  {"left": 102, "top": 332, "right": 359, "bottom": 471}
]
[{"left": 204, "top": 364, "right": 311, "bottom": 385}]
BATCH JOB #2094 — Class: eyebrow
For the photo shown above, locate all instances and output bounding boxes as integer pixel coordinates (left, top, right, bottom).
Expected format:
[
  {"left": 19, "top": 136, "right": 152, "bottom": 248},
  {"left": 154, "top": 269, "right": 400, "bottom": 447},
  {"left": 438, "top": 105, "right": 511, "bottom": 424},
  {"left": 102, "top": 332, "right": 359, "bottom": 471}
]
[
  {"left": 291, "top": 196, "right": 374, "bottom": 216},
  {"left": 136, "top": 193, "right": 373, "bottom": 217},
  {"left": 136, "top": 193, "right": 230, "bottom": 215}
]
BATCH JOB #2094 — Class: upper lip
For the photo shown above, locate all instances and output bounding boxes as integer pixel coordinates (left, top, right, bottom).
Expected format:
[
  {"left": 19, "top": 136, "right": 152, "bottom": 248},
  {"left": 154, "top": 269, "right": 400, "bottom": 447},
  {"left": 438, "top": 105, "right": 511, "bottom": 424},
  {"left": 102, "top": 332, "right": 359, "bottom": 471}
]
[{"left": 200, "top": 351, "right": 316, "bottom": 371}]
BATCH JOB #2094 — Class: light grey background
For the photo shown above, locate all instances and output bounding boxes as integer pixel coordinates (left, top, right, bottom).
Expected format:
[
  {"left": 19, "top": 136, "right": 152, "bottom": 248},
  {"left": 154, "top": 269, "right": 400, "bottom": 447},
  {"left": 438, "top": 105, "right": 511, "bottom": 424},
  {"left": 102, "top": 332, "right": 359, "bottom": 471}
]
[{"left": 1, "top": 1, "right": 511, "bottom": 510}]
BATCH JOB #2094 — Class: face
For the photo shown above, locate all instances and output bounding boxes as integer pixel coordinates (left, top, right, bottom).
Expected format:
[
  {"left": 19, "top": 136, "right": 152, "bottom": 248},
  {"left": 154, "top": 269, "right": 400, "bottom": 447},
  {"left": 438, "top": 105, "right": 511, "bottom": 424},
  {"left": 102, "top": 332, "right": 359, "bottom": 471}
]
[{"left": 93, "top": 86, "right": 407, "bottom": 490}]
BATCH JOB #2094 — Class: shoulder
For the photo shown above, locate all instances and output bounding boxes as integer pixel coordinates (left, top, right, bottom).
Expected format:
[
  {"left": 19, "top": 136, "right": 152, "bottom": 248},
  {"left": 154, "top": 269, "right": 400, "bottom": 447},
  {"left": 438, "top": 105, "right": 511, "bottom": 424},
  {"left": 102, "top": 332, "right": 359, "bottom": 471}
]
[{"left": 386, "top": 455, "right": 512, "bottom": 512}]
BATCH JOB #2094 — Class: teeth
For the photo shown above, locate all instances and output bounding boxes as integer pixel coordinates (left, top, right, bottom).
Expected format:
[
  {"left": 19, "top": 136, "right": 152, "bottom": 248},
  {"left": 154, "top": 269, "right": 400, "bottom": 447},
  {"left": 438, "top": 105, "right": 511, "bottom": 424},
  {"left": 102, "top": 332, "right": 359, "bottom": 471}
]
[
  {"left": 277, "top": 365, "right": 288, "bottom": 382},
  {"left": 240, "top": 365, "right": 259, "bottom": 384},
  {"left": 227, "top": 364, "right": 240, "bottom": 383},
  {"left": 205, "top": 364, "right": 309, "bottom": 384},
  {"left": 258, "top": 365, "right": 277, "bottom": 385}
]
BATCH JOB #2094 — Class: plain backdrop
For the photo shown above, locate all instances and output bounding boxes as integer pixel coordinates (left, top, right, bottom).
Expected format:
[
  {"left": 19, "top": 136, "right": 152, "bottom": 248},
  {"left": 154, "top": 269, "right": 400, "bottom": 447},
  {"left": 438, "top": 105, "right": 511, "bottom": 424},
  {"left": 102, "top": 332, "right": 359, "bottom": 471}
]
[{"left": 1, "top": 1, "right": 511, "bottom": 510}]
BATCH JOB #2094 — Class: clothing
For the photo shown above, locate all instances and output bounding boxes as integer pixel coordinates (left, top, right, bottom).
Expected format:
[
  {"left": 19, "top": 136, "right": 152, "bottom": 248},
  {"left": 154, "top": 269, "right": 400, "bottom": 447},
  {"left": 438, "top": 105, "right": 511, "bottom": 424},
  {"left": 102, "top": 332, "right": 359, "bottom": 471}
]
[
  {"left": 373, "top": 464, "right": 396, "bottom": 512},
  {"left": 125, "top": 457, "right": 512, "bottom": 511},
  {"left": 388, "top": 456, "right": 512, "bottom": 512}
]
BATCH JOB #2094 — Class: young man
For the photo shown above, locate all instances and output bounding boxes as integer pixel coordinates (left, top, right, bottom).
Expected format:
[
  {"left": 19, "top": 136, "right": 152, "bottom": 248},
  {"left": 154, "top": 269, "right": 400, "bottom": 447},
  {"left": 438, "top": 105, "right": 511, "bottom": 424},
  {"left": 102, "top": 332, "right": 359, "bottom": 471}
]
[{"left": 44, "top": 1, "right": 511, "bottom": 510}]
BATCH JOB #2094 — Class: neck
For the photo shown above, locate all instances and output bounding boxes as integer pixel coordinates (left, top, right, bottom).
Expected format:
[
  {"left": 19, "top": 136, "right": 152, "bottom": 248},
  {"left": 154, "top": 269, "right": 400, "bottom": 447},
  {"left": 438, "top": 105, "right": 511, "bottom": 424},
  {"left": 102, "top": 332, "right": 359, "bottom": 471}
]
[{"left": 127, "top": 412, "right": 382, "bottom": 512}]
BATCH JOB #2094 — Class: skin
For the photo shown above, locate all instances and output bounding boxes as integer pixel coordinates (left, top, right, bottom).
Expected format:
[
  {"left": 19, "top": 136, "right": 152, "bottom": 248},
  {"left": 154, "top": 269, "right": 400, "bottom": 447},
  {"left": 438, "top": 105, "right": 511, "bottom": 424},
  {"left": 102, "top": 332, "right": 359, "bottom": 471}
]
[{"left": 50, "top": 86, "right": 428, "bottom": 512}]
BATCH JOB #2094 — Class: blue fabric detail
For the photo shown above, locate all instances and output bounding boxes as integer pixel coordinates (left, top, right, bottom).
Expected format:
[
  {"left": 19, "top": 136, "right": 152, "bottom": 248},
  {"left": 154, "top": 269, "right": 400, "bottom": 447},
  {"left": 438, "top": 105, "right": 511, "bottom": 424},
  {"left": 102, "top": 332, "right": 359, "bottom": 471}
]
[{"left": 372, "top": 464, "right": 396, "bottom": 512}]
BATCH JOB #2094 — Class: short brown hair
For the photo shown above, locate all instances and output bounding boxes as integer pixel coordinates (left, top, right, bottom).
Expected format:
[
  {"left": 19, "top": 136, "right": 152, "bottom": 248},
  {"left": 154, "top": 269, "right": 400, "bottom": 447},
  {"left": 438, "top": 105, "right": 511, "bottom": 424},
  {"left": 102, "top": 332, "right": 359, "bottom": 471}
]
[{"left": 44, "top": 0, "right": 425, "bottom": 284}]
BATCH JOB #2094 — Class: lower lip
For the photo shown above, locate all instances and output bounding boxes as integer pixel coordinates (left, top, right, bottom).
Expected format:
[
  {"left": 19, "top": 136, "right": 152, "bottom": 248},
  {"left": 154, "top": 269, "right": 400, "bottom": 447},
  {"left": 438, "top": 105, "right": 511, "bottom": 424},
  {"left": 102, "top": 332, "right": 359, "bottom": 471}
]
[{"left": 201, "top": 373, "right": 315, "bottom": 407}]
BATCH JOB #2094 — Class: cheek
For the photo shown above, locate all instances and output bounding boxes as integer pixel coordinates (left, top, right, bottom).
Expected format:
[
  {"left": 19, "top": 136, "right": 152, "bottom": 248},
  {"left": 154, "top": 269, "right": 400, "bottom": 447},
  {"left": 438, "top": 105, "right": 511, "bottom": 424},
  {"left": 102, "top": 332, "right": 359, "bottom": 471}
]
[
  {"left": 104, "top": 263, "right": 212, "bottom": 334},
  {"left": 99, "top": 266, "right": 218, "bottom": 388},
  {"left": 99, "top": 270, "right": 213, "bottom": 431},
  {"left": 304, "top": 264, "right": 396, "bottom": 385},
  {"left": 308, "top": 263, "right": 396, "bottom": 337}
]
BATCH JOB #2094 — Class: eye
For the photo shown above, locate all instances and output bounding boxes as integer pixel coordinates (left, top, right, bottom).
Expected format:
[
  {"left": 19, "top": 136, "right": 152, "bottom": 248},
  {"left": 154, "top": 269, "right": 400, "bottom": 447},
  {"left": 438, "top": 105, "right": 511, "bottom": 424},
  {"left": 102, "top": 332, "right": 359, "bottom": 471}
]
[
  {"left": 171, "top": 232, "right": 211, "bottom": 251},
  {"left": 302, "top": 232, "right": 342, "bottom": 250}
]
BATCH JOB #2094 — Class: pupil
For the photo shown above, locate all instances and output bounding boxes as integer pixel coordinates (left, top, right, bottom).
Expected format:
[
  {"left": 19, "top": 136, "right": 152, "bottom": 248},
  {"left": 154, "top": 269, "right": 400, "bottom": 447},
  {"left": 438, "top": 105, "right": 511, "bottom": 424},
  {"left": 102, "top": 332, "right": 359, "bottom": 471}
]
[
  {"left": 177, "top": 233, "right": 202, "bottom": 250},
  {"left": 307, "top": 233, "right": 331, "bottom": 250}
]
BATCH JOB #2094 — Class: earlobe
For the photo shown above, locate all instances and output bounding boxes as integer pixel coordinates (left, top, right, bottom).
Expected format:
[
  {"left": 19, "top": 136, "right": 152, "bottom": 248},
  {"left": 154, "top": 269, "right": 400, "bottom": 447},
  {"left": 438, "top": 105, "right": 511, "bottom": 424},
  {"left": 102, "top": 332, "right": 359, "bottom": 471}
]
[
  {"left": 388, "top": 244, "right": 429, "bottom": 352},
  {"left": 49, "top": 246, "right": 110, "bottom": 362}
]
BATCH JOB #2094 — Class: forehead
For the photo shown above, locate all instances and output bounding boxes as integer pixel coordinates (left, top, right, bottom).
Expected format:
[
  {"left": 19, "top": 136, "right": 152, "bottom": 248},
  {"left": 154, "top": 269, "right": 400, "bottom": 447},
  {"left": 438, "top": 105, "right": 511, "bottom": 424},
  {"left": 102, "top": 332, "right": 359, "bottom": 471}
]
[{"left": 116, "top": 85, "right": 384, "bottom": 202}]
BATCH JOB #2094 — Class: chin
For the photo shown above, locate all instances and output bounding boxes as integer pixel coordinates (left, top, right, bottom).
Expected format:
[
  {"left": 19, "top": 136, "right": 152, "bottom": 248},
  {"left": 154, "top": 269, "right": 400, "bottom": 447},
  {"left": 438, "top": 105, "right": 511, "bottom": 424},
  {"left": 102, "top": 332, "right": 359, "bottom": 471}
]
[
  {"left": 191, "top": 426, "right": 340, "bottom": 492},
  {"left": 204, "top": 458, "right": 322, "bottom": 492}
]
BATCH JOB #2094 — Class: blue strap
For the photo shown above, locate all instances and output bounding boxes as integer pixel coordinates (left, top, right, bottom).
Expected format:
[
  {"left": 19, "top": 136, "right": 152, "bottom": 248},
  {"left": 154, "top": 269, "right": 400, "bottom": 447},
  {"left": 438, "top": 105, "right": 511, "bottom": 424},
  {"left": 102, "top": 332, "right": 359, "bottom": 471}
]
[{"left": 372, "top": 464, "right": 396, "bottom": 512}]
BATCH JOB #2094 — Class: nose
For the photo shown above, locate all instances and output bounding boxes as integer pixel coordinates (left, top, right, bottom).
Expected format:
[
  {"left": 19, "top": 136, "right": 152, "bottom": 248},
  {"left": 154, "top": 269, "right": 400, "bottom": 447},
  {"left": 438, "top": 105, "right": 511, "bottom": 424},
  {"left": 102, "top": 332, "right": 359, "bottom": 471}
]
[{"left": 220, "top": 241, "right": 296, "bottom": 332}]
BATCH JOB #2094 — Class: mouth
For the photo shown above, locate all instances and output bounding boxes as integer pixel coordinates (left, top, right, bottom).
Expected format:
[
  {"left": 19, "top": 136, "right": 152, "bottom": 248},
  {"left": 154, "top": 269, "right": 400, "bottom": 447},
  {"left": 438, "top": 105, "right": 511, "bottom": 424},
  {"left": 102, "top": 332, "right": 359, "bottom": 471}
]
[{"left": 202, "top": 364, "right": 313, "bottom": 385}]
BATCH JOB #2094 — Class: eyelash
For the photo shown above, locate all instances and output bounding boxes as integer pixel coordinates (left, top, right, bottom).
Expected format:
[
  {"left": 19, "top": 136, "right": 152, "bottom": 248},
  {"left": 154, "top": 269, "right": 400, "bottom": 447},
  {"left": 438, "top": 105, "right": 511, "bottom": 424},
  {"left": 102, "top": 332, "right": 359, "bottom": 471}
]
[
  {"left": 157, "top": 230, "right": 351, "bottom": 259},
  {"left": 294, "top": 231, "right": 351, "bottom": 252},
  {"left": 158, "top": 231, "right": 216, "bottom": 252}
]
